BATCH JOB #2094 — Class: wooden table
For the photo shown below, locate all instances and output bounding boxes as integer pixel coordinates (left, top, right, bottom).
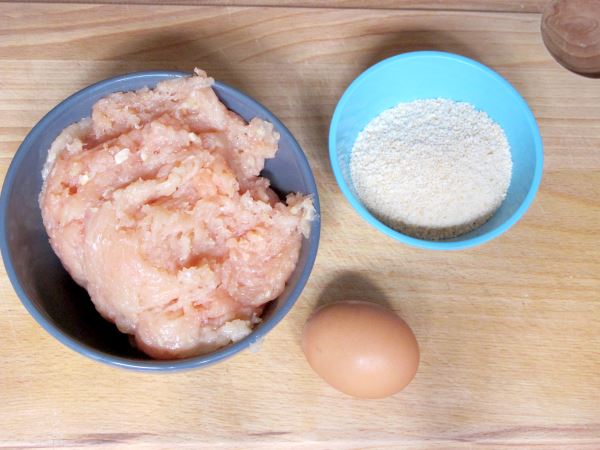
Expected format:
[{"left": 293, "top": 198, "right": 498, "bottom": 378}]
[{"left": 1, "top": 1, "right": 599, "bottom": 448}]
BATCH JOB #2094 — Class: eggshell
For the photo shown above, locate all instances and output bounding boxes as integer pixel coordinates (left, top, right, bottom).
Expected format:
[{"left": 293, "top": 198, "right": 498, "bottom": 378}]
[{"left": 301, "top": 301, "right": 419, "bottom": 399}]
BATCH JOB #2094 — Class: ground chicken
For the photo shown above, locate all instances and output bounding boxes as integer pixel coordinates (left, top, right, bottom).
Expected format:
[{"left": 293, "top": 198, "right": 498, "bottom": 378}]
[{"left": 39, "top": 69, "right": 314, "bottom": 359}]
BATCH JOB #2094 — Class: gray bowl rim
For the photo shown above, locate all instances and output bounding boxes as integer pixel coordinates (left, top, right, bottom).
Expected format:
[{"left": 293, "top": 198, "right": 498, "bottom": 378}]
[{"left": 0, "top": 70, "right": 321, "bottom": 371}]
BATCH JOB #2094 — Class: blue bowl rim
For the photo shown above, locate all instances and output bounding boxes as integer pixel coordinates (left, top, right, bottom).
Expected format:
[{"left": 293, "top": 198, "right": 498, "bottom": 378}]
[
  {"left": 0, "top": 70, "right": 321, "bottom": 371},
  {"left": 328, "top": 50, "right": 544, "bottom": 250}
]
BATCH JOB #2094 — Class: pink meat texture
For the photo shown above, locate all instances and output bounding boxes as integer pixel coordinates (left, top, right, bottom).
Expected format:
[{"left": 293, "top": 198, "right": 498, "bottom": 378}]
[{"left": 39, "top": 70, "right": 314, "bottom": 359}]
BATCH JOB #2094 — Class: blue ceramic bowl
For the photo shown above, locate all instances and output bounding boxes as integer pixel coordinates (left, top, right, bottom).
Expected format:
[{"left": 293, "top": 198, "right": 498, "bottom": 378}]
[
  {"left": 329, "top": 51, "right": 543, "bottom": 250},
  {"left": 0, "top": 71, "right": 320, "bottom": 370}
]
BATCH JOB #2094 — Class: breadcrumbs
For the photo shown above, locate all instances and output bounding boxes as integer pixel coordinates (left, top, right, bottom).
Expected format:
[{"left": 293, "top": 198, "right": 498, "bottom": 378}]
[{"left": 350, "top": 98, "right": 512, "bottom": 240}]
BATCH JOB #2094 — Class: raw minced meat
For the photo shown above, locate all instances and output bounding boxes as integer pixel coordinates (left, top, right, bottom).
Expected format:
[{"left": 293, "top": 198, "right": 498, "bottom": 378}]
[{"left": 39, "top": 69, "right": 314, "bottom": 359}]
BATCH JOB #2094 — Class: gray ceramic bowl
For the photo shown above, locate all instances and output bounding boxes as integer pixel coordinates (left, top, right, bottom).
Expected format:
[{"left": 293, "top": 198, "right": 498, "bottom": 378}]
[{"left": 0, "top": 71, "right": 320, "bottom": 371}]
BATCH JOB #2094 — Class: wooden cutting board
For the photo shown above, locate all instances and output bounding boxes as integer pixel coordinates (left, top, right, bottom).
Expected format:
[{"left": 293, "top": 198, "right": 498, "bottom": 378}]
[{"left": 1, "top": 2, "right": 599, "bottom": 448}]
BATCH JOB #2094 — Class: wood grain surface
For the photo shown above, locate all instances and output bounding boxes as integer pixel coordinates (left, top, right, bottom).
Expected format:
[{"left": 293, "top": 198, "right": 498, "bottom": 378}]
[
  {"left": 15, "top": 0, "right": 548, "bottom": 13},
  {"left": 1, "top": 2, "right": 600, "bottom": 449}
]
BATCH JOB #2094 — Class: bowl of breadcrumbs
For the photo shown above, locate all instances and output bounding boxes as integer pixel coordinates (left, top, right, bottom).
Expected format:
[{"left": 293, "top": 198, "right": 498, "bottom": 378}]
[{"left": 329, "top": 51, "right": 543, "bottom": 250}]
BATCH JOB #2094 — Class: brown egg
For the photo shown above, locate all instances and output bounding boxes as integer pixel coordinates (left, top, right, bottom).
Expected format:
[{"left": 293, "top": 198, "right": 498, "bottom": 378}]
[
  {"left": 302, "top": 301, "right": 419, "bottom": 399},
  {"left": 541, "top": 0, "right": 600, "bottom": 77}
]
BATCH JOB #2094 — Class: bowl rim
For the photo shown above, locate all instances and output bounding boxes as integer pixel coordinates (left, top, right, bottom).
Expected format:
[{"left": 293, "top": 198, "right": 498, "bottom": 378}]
[
  {"left": 328, "top": 50, "right": 544, "bottom": 250},
  {"left": 0, "top": 70, "right": 321, "bottom": 371}
]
